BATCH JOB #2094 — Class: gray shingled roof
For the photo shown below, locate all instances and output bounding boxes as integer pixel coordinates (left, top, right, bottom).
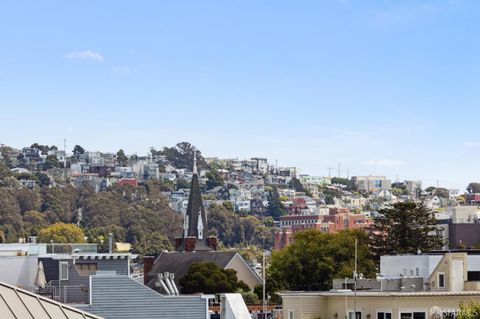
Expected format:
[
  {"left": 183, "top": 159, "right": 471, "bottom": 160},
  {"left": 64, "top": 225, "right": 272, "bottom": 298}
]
[
  {"left": 76, "top": 274, "right": 207, "bottom": 319},
  {"left": 146, "top": 251, "right": 237, "bottom": 289},
  {"left": 0, "top": 280, "right": 103, "bottom": 319}
]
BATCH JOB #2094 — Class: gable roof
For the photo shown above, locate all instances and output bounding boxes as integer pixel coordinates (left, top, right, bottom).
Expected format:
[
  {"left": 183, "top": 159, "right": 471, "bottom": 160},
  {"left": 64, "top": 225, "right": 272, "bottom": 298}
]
[
  {"left": 146, "top": 251, "right": 237, "bottom": 289},
  {"left": 0, "top": 280, "right": 102, "bottom": 319}
]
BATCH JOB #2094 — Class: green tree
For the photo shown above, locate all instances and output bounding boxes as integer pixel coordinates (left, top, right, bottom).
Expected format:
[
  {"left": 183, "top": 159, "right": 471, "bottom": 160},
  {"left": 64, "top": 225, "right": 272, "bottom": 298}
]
[
  {"left": 269, "top": 229, "right": 375, "bottom": 291},
  {"left": 23, "top": 210, "right": 48, "bottom": 236},
  {"left": 434, "top": 187, "right": 450, "bottom": 199},
  {"left": 179, "top": 261, "right": 249, "bottom": 294},
  {"left": 34, "top": 172, "right": 51, "bottom": 187},
  {"left": 72, "top": 145, "right": 85, "bottom": 160},
  {"left": 370, "top": 201, "right": 443, "bottom": 257},
  {"left": 37, "top": 222, "right": 86, "bottom": 243},
  {"left": 15, "top": 188, "right": 42, "bottom": 213},
  {"left": 175, "top": 178, "right": 190, "bottom": 190},
  {"left": 116, "top": 149, "right": 129, "bottom": 166},
  {"left": 206, "top": 168, "right": 224, "bottom": 190},
  {"left": 331, "top": 177, "right": 355, "bottom": 190},
  {"left": 467, "top": 183, "right": 480, "bottom": 194},
  {"left": 288, "top": 177, "right": 306, "bottom": 193},
  {"left": 131, "top": 231, "right": 173, "bottom": 256},
  {"left": 160, "top": 142, "right": 207, "bottom": 170},
  {"left": 457, "top": 301, "right": 480, "bottom": 319},
  {"left": 266, "top": 186, "right": 286, "bottom": 220},
  {"left": 324, "top": 195, "right": 335, "bottom": 205},
  {"left": 44, "top": 155, "right": 59, "bottom": 169},
  {"left": 0, "top": 189, "right": 23, "bottom": 233},
  {"left": 425, "top": 186, "right": 436, "bottom": 194}
]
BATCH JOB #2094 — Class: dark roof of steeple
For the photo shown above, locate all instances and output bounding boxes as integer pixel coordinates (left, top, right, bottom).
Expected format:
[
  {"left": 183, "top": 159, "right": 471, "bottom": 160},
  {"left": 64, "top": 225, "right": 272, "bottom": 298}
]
[{"left": 185, "top": 172, "right": 207, "bottom": 238}]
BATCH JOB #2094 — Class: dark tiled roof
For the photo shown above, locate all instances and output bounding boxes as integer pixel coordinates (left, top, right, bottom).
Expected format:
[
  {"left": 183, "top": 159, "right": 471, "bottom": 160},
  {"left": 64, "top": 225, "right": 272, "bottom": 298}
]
[{"left": 146, "top": 251, "right": 237, "bottom": 289}]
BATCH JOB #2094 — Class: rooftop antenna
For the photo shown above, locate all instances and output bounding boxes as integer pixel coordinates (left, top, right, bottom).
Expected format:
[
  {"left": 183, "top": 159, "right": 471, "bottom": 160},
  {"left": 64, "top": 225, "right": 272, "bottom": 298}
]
[{"left": 63, "top": 138, "right": 67, "bottom": 181}]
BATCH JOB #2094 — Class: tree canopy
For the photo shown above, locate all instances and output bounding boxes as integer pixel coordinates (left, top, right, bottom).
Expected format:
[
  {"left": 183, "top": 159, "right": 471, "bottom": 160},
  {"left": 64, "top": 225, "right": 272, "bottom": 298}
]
[
  {"left": 116, "top": 149, "right": 129, "bottom": 166},
  {"left": 467, "top": 182, "right": 480, "bottom": 194},
  {"left": 370, "top": 201, "right": 443, "bottom": 257},
  {"left": 156, "top": 142, "right": 207, "bottom": 170},
  {"left": 72, "top": 145, "right": 85, "bottom": 160},
  {"left": 269, "top": 229, "right": 375, "bottom": 291},
  {"left": 179, "top": 261, "right": 249, "bottom": 294},
  {"left": 37, "top": 222, "right": 86, "bottom": 243},
  {"left": 266, "top": 186, "right": 286, "bottom": 220}
]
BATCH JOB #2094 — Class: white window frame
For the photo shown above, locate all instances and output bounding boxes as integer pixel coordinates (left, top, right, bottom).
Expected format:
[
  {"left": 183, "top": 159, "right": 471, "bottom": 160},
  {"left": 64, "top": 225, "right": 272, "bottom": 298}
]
[
  {"left": 376, "top": 309, "right": 393, "bottom": 319},
  {"left": 437, "top": 272, "right": 446, "bottom": 288},
  {"left": 60, "top": 261, "right": 69, "bottom": 280},
  {"left": 288, "top": 310, "right": 294, "bottom": 319}
]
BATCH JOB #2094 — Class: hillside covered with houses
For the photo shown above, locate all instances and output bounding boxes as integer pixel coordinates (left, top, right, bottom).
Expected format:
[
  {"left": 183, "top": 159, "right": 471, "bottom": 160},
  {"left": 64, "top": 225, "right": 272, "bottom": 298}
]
[{"left": 0, "top": 141, "right": 474, "bottom": 258}]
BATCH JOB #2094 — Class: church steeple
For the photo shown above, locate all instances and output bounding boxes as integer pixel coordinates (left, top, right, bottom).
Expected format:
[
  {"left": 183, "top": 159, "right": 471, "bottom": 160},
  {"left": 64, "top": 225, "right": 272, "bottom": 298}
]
[
  {"left": 192, "top": 149, "right": 197, "bottom": 175},
  {"left": 175, "top": 150, "right": 217, "bottom": 252}
]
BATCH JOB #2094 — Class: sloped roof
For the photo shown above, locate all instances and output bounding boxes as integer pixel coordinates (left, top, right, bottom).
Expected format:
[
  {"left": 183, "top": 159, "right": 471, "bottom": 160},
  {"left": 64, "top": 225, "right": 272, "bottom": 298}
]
[
  {"left": 147, "top": 251, "right": 237, "bottom": 289},
  {"left": 76, "top": 274, "right": 207, "bottom": 319},
  {"left": 0, "top": 280, "right": 102, "bottom": 319}
]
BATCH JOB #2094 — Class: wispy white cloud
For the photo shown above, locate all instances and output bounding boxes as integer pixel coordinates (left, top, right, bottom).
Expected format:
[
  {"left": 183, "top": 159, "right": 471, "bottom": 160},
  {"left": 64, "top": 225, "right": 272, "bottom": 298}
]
[
  {"left": 363, "top": 158, "right": 403, "bottom": 168},
  {"left": 66, "top": 50, "right": 104, "bottom": 62}
]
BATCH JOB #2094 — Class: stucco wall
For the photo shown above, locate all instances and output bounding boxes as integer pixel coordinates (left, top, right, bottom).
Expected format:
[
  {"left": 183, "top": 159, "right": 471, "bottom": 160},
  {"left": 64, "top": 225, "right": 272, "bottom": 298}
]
[
  {"left": 0, "top": 256, "right": 38, "bottom": 291},
  {"left": 282, "top": 293, "right": 480, "bottom": 319}
]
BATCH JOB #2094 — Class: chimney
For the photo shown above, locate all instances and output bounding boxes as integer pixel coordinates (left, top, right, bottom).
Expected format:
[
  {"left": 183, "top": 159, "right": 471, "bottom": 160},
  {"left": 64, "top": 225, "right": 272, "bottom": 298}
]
[{"left": 143, "top": 256, "right": 155, "bottom": 285}]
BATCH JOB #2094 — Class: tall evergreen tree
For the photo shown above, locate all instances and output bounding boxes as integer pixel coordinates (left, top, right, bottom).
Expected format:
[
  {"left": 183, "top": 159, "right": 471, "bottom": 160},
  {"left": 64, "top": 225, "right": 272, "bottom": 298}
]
[
  {"left": 370, "top": 201, "right": 443, "bottom": 257},
  {"left": 266, "top": 186, "right": 286, "bottom": 220}
]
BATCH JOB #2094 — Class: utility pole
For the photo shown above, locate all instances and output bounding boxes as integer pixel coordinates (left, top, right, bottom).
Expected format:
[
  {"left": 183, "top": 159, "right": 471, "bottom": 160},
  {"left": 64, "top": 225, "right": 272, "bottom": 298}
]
[
  {"left": 354, "top": 238, "right": 357, "bottom": 319},
  {"left": 262, "top": 250, "right": 266, "bottom": 313}
]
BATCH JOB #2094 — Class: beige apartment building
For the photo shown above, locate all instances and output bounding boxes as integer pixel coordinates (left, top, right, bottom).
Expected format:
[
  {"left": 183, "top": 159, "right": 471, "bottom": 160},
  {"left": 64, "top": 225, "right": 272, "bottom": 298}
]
[
  {"left": 280, "top": 290, "right": 480, "bottom": 319},
  {"left": 281, "top": 252, "right": 480, "bottom": 319}
]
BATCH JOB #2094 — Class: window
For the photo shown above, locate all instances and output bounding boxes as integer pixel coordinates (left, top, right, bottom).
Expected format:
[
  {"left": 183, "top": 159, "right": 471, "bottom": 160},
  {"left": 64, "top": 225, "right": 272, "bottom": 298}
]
[
  {"left": 438, "top": 273, "right": 445, "bottom": 288},
  {"left": 416, "top": 268, "right": 420, "bottom": 277},
  {"left": 400, "top": 312, "right": 425, "bottom": 319},
  {"left": 349, "top": 312, "right": 361, "bottom": 319},
  {"left": 288, "top": 310, "right": 294, "bottom": 319},
  {"left": 377, "top": 312, "right": 392, "bottom": 319},
  {"left": 60, "top": 262, "right": 69, "bottom": 280}
]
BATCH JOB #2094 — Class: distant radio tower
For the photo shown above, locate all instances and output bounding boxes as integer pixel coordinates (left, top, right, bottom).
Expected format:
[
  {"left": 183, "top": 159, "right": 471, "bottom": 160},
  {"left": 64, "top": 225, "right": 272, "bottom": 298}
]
[
  {"left": 327, "top": 167, "right": 333, "bottom": 178},
  {"left": 63, "top": 138, "right": 67, "bottom": 181}
]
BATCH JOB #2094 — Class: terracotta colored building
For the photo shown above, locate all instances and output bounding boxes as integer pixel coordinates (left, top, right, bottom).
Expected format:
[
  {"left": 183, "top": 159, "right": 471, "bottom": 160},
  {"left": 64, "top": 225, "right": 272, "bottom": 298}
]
[{"left": 274, "top": 208, "right": 371, "bottom": 250}]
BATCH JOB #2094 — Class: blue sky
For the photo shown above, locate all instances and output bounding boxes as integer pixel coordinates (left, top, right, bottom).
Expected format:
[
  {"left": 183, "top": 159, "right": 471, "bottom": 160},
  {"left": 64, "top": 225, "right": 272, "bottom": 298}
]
[{"left": 1, "top": 0, "right": 480, "bottom": 190}]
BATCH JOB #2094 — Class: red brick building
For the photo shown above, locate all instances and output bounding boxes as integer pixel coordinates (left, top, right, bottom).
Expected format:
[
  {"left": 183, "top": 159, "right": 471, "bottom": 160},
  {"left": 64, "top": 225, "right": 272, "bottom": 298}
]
[{"left": 274, "top": 208, "right": 371, "bottom": 249}]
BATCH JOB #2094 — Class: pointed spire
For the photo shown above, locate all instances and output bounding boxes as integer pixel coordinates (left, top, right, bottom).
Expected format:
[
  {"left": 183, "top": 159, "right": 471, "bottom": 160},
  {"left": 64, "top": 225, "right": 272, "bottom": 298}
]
[{"left": 193, "top": 148, "right": 197, "bottom": 175}]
